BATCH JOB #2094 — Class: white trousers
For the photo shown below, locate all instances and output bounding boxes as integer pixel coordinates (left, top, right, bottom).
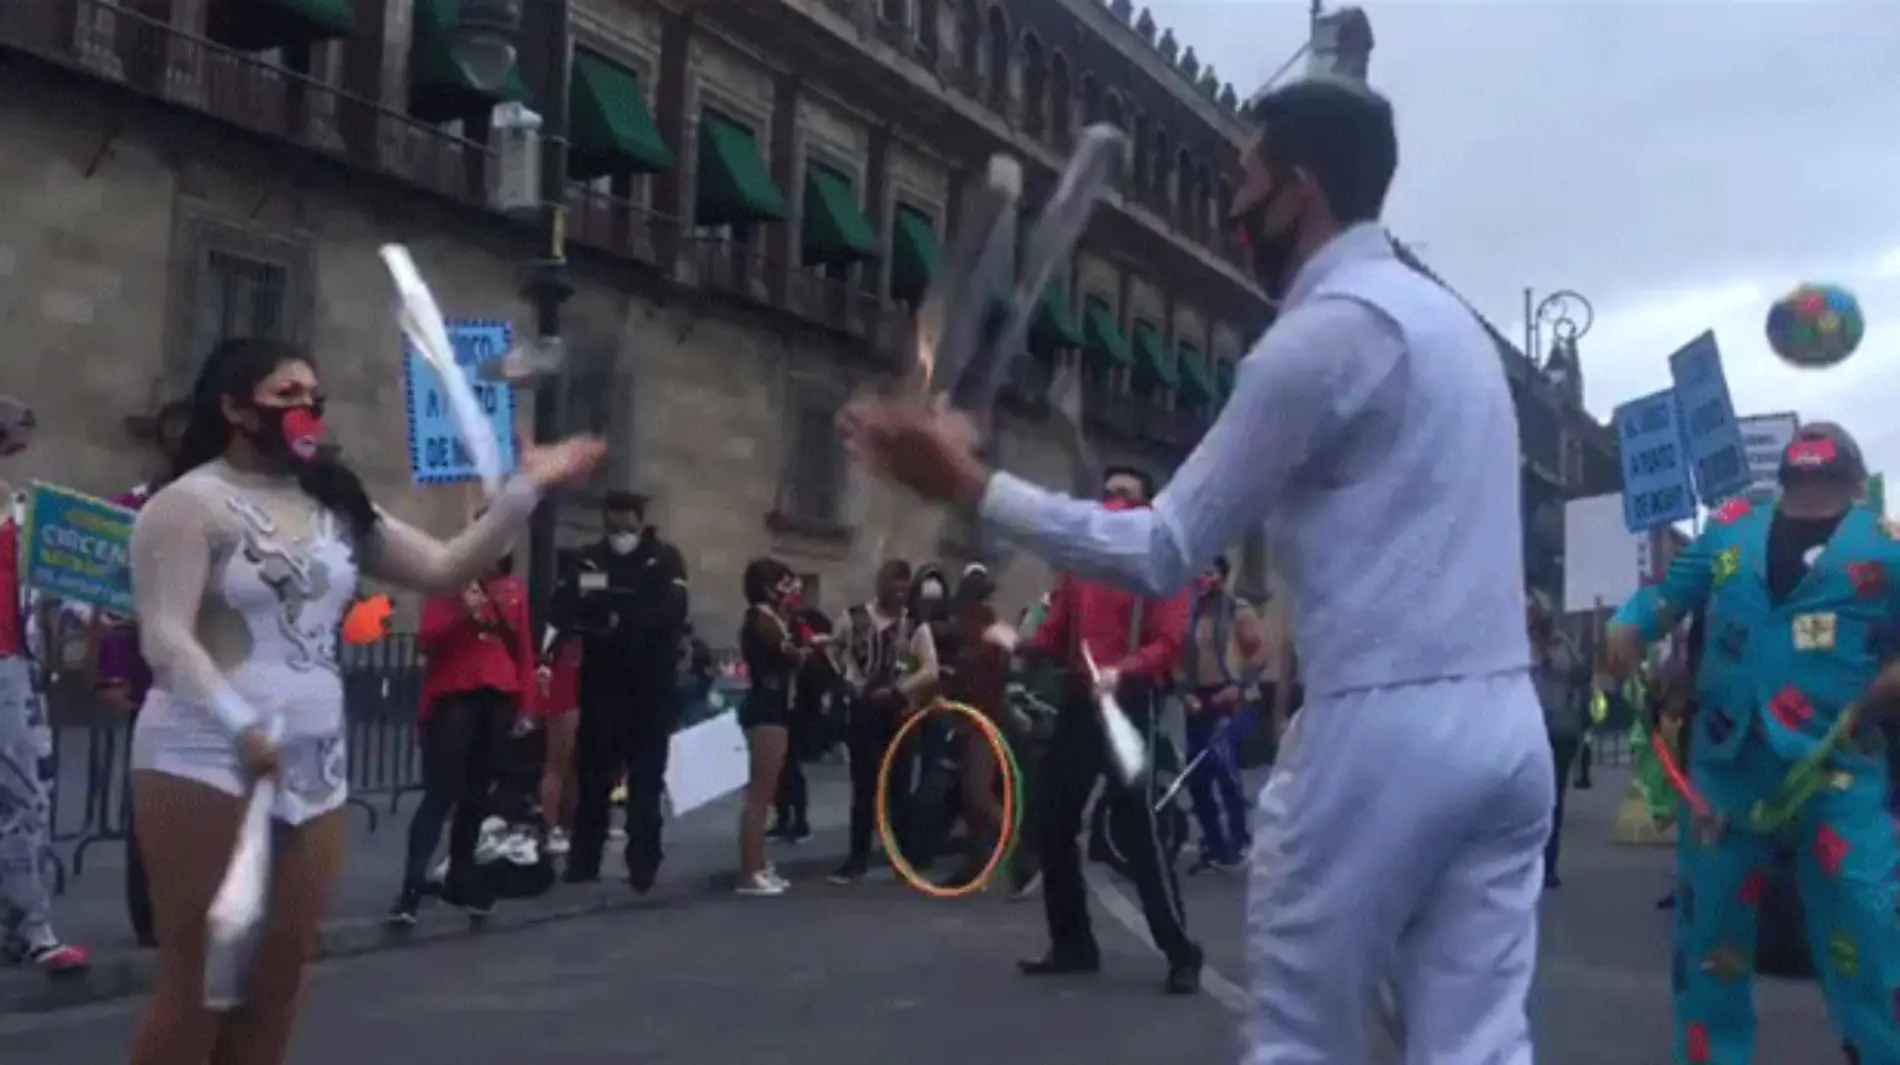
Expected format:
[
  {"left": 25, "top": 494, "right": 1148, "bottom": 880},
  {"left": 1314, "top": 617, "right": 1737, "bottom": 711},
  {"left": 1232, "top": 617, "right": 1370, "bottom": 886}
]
[{"left": 1243, "top": 671, "right": 1552, "bottom": 1065}]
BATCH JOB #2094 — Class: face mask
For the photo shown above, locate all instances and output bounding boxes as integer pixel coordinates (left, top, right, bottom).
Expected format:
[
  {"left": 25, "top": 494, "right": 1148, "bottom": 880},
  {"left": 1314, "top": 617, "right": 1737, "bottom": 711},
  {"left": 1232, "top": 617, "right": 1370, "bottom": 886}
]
[
  {"left": 245, "top": 402, "right": 326, "bottom": 467},
  {"left": 608, "top": 532, "right": 639, "bottom": 555}
]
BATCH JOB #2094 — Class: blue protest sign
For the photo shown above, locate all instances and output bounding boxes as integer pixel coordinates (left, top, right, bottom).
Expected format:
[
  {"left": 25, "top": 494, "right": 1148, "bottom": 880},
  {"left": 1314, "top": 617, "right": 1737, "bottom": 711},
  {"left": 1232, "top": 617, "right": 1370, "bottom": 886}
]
[
  {"left": 1615, "top": 389, "right": 1696, "bottom": 532},
  {"left": 21, "top": 482, "right": 135, "bottom": 613},
  {"left": 402, "top": 318, "right": 520, "bottom": 486},
  {"left": 1667, "top": 331, "right": 1751, "bottom": 505}
]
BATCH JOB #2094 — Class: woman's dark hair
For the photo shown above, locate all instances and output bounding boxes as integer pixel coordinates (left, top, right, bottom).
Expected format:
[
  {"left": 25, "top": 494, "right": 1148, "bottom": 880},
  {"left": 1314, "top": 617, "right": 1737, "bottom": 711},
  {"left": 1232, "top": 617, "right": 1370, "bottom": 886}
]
[
  {"left": 742, "top": 556, "right": 793, "bottom": 606},
  {"left": 1101, "top": 464, "right": 1155, "bottom": 500},
  {"left": 1244, "top": 77, "right": 1397, "bottom": 225},
  {"left": 169, "top": 337, "right": 380, "bottom": 542}
]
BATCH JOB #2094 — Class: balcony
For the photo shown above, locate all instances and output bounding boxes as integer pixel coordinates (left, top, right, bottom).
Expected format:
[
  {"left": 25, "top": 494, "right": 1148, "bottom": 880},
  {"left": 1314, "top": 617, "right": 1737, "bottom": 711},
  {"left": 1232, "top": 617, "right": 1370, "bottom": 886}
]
[
  {"left": 564, "top": 184, "right": 676, "bottom": 269},
  {"left": 1, "top": 1, "right": 503, "bottom": 211},
  {"left": 685, "top": 237, "right": 907, "bottom": 360}
]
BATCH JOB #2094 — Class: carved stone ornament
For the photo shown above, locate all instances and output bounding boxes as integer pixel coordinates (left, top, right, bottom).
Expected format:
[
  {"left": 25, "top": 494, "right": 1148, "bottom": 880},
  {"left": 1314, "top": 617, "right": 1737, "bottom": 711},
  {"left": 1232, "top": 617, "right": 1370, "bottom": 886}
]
[
  {"left": 1158, "top": 28, "right": 1178, "bottom": 62},
  {"left": 1109, "top": 0, "right": 1133, "bottom": 23},
  {"left": 1218, "top": 83, "right": 1237, "bottom": 110},
  {"left": 1179, "top": 46, "right": 1199, "bottom": 79},
  {"left": 1135, "top": 7, "right": 1156, "bottom": 42}
]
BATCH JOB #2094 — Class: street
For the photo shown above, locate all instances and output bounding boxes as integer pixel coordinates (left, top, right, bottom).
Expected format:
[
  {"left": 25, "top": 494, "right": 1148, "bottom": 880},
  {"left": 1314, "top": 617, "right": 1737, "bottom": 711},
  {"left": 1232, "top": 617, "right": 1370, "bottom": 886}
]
[{"left": 1, "top": 768, "right": 1840, "bottom": 1064}]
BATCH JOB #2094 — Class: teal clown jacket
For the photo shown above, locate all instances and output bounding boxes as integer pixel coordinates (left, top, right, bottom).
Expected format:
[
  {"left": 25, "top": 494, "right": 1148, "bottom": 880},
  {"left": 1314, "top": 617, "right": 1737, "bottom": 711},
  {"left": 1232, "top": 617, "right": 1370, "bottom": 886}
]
[{"left": 1611, "top": 497, "right": 1900, "bottom": 773}]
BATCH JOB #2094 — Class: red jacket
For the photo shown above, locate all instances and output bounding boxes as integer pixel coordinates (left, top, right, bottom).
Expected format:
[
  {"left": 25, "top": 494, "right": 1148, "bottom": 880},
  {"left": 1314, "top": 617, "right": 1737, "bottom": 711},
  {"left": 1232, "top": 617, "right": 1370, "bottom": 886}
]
[
  {"left": 0, "top": 522, "right": 19, "bottom": 659},
  {"left": 1027, "top": 572, "right": 1189, "bottom": 687},
  {"left": 418, "top": 574, "right": 533, "bottom": 720}
]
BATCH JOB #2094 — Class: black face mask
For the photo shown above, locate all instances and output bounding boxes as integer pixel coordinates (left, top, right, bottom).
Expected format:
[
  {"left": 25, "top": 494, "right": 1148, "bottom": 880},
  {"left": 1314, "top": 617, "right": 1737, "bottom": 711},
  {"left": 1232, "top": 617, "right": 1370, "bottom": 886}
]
[
  {"left": 242, "top": 400, "right": 326, "bottom": 469},
  {"left": 1227, "top": 184, "right": 1305, "bottom": 299}
]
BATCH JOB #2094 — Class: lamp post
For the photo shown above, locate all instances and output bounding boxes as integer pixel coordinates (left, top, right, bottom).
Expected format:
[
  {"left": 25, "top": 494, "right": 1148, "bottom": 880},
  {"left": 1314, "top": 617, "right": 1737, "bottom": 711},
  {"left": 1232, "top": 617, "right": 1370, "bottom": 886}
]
[
  {"left": 1522, "top": 287, "right": 1593, "bottom": 393},
  {"left": 452, "top": 0, "right": 574, "bottom": 635}
]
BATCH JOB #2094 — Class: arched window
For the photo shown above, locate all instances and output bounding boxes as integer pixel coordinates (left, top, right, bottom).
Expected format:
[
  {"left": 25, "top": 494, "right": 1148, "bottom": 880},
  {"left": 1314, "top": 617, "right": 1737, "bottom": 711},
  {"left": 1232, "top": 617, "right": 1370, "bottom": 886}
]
[
  {"left": 880, "top": 0, "right": 906, "bottom": 27},
  {"left": 918, "top": 0, "right": 939, "bottom": 58},
  {"left": 984, "top": 5, "right": 1010, "bottom": 105},
  {"left": 1216, "top": 176, "right": 1235, "bottom": 255},
  {"left": 1048, "top": 50, "right": 1071, "bottom": 144},
  {"left": 1020, "top": 33, "right": 1047, "bottom": 135},
  {"left": 1173, "top": 147, "right": 1191, "bottom": 222},
  {"left": 1194, "top": 162, "right": 1213, "bottom": 239},
  {"left": 1151, "top": 130, "right": 1170, "bottom": 212},
  {"left": 957, "top": 0, "right": 981, "bottom": 81},
  {"left": 1080, "top": 73, "right": 1100, "bottom": 125},
  {"left": 1103, "top": 91, "right": 1124, "bottom": 130},
  {"left": 1130, "top": 112, "right": 1151, "bottom": 195}
]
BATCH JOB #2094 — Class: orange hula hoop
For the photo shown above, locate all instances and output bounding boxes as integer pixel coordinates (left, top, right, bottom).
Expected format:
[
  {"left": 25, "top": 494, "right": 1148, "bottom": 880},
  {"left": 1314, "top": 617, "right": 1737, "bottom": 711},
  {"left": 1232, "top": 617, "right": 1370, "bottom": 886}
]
[{"left": 874, "top": 700, "right": 1020, "bottom": 899}]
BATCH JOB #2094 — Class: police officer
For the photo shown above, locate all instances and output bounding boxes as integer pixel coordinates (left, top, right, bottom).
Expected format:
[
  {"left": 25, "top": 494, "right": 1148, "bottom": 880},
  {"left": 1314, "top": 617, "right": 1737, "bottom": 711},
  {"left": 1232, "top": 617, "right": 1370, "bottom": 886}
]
[{"left": 553, "top": 492, "right": 689, "bottom": 893}]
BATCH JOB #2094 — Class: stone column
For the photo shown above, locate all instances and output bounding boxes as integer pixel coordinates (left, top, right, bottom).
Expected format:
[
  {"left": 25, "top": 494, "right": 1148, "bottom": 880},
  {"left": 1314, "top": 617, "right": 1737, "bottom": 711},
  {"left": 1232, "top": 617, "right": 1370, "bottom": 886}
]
[
  {"left": 864, "top": 123, "right": 893, "bottom": 301},
  {"left": 765, "top": 72, "right": 802, "bottom": 306},
  {"left": 650, "top": 9, "right": 692, "bottom": 275}
]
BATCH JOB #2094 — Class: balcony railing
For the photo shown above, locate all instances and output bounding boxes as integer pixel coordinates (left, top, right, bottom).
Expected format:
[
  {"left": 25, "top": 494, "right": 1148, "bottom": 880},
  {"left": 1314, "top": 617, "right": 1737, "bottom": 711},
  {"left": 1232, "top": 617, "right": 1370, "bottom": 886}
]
[
  {"left": 686, "top": 237, "right": 908, "bottom": 355},
  {"left": 564, "top": 183, "right": 675, "bottom": 267},
  {"left": 1, "top": 1, "right": 502, "bottom": 209}
]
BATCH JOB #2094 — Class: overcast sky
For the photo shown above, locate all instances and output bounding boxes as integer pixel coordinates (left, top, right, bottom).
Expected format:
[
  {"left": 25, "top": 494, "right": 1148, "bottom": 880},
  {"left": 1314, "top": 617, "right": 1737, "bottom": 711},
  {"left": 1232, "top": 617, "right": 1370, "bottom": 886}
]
[{"left": 1149, "top": 0, "right": 1899, "bottom": 478}]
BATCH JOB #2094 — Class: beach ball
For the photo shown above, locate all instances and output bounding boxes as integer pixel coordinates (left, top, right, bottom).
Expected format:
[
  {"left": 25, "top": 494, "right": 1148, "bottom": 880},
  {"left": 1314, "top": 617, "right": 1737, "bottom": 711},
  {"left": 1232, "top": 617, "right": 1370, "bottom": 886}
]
[{"left": 1766, "top": 283, "right": 1864, "bottom": 368}]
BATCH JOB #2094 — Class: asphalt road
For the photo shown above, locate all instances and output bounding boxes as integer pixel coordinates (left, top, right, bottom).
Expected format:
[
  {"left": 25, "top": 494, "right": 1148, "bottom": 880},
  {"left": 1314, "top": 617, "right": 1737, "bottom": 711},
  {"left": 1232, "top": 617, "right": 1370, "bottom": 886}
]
[{"left": 2, "top": 769, "right": 1843, "bottom": 1065}]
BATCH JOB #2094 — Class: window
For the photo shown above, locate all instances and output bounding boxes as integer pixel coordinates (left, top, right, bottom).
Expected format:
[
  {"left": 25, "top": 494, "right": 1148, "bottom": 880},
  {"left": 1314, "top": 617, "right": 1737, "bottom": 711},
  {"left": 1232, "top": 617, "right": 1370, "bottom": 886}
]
[
  {"left": 168, "top": 206, "right": 312, "bottom": 386},
  {"left": 785, "top": 402, "right": 847, "bottom": 525}
]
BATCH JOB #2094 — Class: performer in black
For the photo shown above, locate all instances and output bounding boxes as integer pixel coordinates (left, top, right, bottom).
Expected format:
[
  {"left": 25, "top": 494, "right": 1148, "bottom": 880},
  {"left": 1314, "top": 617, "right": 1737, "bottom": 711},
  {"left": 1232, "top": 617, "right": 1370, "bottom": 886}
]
[{"left": 551, "top": 492, "right": 690, "bottom": 893}]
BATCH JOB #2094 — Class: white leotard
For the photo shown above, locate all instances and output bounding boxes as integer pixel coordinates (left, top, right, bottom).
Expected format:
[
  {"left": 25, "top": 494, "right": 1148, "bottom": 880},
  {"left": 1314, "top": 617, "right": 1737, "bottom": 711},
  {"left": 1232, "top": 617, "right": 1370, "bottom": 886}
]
[{"left": 128, "top": 459, "right": 537, "bottom": 824}]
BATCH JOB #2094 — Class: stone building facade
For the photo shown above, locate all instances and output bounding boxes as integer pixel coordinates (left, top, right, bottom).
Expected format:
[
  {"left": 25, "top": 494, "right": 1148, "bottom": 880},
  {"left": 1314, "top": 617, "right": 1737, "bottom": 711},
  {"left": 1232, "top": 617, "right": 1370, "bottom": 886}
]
[{"left": 0, "top": 0, "right": 1273, "bottom": 637}]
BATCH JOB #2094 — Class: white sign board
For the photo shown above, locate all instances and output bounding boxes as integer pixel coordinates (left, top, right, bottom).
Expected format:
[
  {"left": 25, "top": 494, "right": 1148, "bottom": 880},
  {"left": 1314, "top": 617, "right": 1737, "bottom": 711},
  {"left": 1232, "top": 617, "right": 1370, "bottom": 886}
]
[
  {"left": 1737, "top": 411, "right": 1799, "bottom": 507},
  {"left": 1563, "top": 493, "right": 1646, "bottom": 614},
  {"left": 665, "top": 710, "right": 751, "bottom": 817}
]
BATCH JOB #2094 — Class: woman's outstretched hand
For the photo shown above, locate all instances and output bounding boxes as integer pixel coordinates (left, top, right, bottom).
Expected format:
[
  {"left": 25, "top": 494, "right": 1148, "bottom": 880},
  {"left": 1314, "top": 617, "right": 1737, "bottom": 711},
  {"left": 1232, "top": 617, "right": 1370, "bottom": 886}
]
[{"left": 521, "top": 436, "right": 609, "bottom": 491}]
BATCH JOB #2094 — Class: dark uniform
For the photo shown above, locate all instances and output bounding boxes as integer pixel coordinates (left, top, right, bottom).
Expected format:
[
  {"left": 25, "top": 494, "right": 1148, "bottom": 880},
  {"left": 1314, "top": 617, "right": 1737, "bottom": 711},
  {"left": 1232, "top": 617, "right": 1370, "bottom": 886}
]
[{"left": 551, "top": 529, "right": 689, "bottom": 891}]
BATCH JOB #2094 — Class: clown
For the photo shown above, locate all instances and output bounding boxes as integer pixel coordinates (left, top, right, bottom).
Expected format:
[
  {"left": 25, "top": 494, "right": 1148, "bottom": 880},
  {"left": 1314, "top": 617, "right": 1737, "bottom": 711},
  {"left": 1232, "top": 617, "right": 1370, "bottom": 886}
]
[{"left": 1606, "top": 421, "right": 1900, "bottom": 1064}]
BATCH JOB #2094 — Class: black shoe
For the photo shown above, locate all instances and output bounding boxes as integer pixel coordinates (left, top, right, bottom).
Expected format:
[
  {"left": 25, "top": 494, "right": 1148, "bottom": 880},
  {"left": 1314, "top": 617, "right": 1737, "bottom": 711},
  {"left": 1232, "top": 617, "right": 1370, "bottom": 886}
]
[
  {"left": 1017, "top": 950, "right": 1101, "bottom": 976},
  {"left": 1543, "top": 872, "right": 1562, "bottom": 890},
  {"left": 786, "top": 821, "right": 812, "bottom": 844},
  {"left": 386, "top": 885, "right": 424, "bottom": 927},
  {"left": 627, "top": 866, "right": 657, "bottom": 896},
  {"left": 827, "top": 861, "right": 868, "bottom": 885},
  {"left": 1575, "top": 776, "right": 1593, "bottom": 791},
  {"left": 1164, "top": 955, "right": 1203, "bottom": 996}
]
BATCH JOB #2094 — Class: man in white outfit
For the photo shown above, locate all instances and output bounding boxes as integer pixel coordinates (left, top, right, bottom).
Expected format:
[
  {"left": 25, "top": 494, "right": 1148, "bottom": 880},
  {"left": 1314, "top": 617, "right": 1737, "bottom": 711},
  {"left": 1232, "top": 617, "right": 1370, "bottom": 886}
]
[{"left": 843, "top": 77, "right": 1551, "bottom": 1064}]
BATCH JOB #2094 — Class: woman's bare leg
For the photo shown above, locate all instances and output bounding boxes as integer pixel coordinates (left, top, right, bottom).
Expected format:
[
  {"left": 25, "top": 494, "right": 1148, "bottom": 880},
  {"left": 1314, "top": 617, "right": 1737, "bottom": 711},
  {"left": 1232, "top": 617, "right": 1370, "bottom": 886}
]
[
  {"left": 959, "top": 725, "right": 1003, "bottom": 841},
  {"left": 739, "top": 726, "right": 788, "bottom": 875},
  {"left": 128, "top": 772, "right": 245, "bottom": 1065},
  {"left": 207, "top": 807, "right": 347, "bottom": 1065}
]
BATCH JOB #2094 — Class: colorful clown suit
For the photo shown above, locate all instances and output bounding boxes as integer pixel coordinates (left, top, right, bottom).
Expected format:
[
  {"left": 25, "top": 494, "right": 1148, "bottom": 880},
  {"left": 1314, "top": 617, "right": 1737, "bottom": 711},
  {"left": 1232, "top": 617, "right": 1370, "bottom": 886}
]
[{"left": 1613, "top": 497, "right": 1900, "bottom": 1065}]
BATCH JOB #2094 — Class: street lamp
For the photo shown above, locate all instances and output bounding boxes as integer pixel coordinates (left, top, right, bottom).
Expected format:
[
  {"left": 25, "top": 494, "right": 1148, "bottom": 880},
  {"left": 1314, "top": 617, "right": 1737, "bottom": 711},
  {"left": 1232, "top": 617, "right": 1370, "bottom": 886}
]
[
  {"left": 1523, "top": 287, "right": 1593, "bottom": 394},
  {"left": 448, "top": 0, "right": 520, "bottom": 93},
  {"left": 453, "top": 0, "right": 574, "bottom": 635}
]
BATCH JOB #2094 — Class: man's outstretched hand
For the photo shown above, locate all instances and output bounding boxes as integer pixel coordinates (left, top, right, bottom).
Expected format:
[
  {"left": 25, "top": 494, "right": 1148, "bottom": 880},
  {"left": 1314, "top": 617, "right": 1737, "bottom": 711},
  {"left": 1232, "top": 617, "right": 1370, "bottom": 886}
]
[{"left": 838, "top": 395, "right": 989, "bottom": 509}]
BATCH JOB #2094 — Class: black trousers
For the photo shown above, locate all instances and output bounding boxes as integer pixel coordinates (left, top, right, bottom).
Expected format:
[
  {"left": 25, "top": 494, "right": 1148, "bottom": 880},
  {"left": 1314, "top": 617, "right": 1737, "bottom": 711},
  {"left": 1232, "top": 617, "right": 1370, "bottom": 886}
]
[
  {"left": 844, "top": 700, "right": 912, "bottom": 867},
  {"left": 401, "top": 688, "right": 514, "bottom": 892},
  {"left": 569, "top": 669, "right": 677, "bottom": 883},
  {"left": 1545, "top": 734, "right": 1581, "bottom": 879},
  {"left": 1037, "top": 685, "right": 1195, "bottom": 965}
]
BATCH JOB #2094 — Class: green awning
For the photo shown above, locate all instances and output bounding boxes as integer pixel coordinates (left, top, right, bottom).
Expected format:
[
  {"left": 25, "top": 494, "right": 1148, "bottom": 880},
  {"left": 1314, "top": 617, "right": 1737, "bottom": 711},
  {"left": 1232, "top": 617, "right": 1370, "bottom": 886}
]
[
  {"left": 802, "top": 164, "right": 878, "bottom": 266},
  {"left": 408, "top": 0, "right": 529, "bottom": 124},
  {"left": 890, "top": 206, "right": 938, "bottom": 303},
  {"left": 1082, "top": 298, "right": 1131, "bottom": 366},
  {"left": 1178, "top": 344, "right": 1217, "bottom": 406},
  {"left": 1131, "top": 322, "right": 1179, "bottom": 392},
  {"left": 207, "top": 0, "right": 354, "bottom": 52},
  {"left": 695, "top": 112, "right": 789, "bottom": 227},
  {"left": 1030, "top": 285, "right": 1083, "bottom": 355},
  {"left": 568, "top": 52, "right": 675, "bottom": 178}
]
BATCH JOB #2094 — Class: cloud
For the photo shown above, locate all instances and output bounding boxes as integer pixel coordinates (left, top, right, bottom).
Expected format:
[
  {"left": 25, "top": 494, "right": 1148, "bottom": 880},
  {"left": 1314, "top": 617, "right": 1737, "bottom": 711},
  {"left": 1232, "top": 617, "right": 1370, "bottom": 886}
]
[{"left": 1143, "top": 0, "right": 1900, "bottom": 476}]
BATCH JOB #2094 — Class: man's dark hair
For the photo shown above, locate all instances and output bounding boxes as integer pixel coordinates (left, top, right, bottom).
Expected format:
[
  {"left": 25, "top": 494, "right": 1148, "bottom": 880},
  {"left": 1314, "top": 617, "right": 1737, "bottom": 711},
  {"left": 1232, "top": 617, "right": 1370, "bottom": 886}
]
[
  {"left": 1211, "top": 554, "right": 1230, "bottom": 577},
  {"left": 877, "top": 558, "right": 913, "bottom": 583},
  {"left": 1245, "top": 77, "right": 1397, "bottom": 224},
  {"left": 602, "top": 491, "right": 646, "bottom": 518},
  {"left": 1101, "top": 464, "right": 1155, "bottom": 499}
]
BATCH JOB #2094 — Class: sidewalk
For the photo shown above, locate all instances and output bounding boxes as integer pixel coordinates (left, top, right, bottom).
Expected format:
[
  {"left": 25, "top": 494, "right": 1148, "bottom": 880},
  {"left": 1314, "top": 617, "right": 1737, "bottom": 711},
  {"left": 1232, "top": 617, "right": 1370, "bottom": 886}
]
[{"left": 4, "top": 763, "right": 853, "bottom": 1015}]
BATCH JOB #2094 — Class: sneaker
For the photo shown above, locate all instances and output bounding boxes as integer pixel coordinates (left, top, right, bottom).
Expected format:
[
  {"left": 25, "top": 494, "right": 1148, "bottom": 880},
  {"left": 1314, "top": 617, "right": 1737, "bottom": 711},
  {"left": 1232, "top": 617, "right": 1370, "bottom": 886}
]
[
  {"left": 827, "top": 861, "right": 868, "bottom": 885},
  {"left": 546, "top": 828, "right": 571, "bottom": 857},
  {"left": 440, "top": 880, "right": 496, "bottom": 919},
  {"left": 764, "top": 863, "right": 790, "bottom": 889},
  {"left": 736, "top": 870, "right": 788, "bottom": 897},
  {"left": 25, "top": 942, "right": 89, "bottom": 974},
  {"left": 387, "top": 886, "right": 424, "bottom": 927},
  {"left": 1008, "top": 871, "right": 1042, "bottom": 902}
]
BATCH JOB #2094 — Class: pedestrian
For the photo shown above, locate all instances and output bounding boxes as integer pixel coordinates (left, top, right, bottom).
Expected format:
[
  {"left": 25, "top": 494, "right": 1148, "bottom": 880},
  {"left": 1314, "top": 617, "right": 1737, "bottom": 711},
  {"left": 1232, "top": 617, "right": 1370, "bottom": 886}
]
[
  {"left": 388, "top": 552, "right": 534, "bottom": 926},
  {"left": 902, "top": 564, "right": 961, "bottom": 873},
  {"left": 1528, "top": 598, "right": 1586, "bottom": 889},
  {"left": 999, "top": 467, "right": 1202, "bottom": 994},
  {"left": 769, "top": 596, "right": 831, "bottom": 845},
  {"left": 827, "top": 559, "right": 939, "bottom": 884},
  {"left": 1178, "top": 556, "right": 1251, "bottom": 872},
  {"left": 551, "top": 492, "right": 689, "bottom": 894},
  {"left": 533, "top": 621, "right": 582, "bottom": 856},
  {"left": 843, "top": 76, "right": 1551, "bottom": 1055},
  {"left": 123, "top": 337, "right": 600, "bottom": 1065},
  {"left": 936, "top": 563, "right": 1009, "bottom": 889},
  {"left": 0, "top": 395, "right": 87, "bottom": 973},
  {"left": 87, "top": 399, "right": 192, "bottom": 949},
  {"left": 735, "top": 558, "right": 803, "bottom": 896},
  {"left": 1606, "top": 422, "right": 1900, "bottom": 1064},
  {"left": 1002, "top": 593, "right": 1061, "bottom": 900}
]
